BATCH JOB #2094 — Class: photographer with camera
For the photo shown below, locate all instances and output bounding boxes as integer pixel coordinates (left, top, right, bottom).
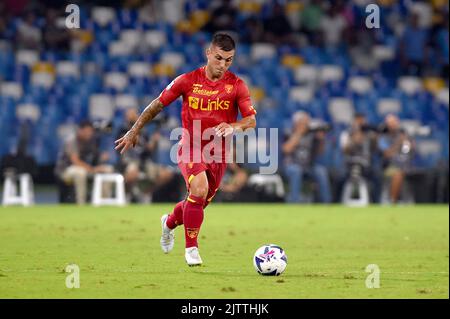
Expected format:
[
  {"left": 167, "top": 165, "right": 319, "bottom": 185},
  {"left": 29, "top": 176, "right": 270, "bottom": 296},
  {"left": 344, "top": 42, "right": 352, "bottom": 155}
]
[
  {"left": 282, "top": 111, "right": 332, "bottom": 203},
  {"left": 55, "top": 120, "right": 114, "bottom": 205},
  {"left": 340, "top": 113, "right": 382, "bottom": 203},
  {"left": 378, "top": 114, "right": 416, "bottom": 204}
]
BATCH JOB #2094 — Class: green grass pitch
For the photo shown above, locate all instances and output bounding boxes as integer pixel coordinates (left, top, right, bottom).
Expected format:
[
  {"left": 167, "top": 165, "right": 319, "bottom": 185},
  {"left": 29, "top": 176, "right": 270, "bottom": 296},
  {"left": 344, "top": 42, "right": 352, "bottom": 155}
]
[{"left": 0, "top": 204, "right": 448, "bottom": 298}]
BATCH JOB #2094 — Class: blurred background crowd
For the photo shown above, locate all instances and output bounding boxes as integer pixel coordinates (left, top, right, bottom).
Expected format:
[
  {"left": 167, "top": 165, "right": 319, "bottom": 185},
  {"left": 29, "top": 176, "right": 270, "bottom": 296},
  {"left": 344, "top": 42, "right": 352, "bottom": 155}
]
[{"left": 0, "top": 0, "right": 448, "bottom": 205}]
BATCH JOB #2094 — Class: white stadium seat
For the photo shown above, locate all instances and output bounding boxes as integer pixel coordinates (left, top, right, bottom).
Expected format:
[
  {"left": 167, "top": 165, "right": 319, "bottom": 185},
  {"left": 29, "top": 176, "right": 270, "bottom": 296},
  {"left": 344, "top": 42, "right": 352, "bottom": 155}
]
[
  {"left": 16, "top": 50, "right": 39, "bottom": 67},
  {"left": 398, "top": 76, "right": 423, "bottom": 95},
  {"left": 0, "top": 82, "right": 23, "bottom": 100},
  {"left": 160, "top": 52, "right": 185, "bottom": 71},
  {"left": 373, "top": 45, "right": 395, "bottom": 61},
  {"left": 289, "top": 86, "right": 314, "bottom": 103},
  {"left": 16, "top": 103, "right": 41, "bottom": 122},
  {"left": 115, "top": 94, "right": 139, "bottom": 110},
  {"left": 320, "top": 65, "right": 344, "bottom": 83},
  {"left": 31, "top": 72, "right": 54, "bottom": 88},
  {"left": 328, "top": 97, "right": 354, "bottom": 124},
  {"left": 250, "top": 43, "right": 276, "bottom": 61},
  {"left": 104, "top": 72, "right": 129, "bottom": 92},
  {"left": 89, "top": 94, "right": 115, "bottom": 122},
  {"left": 436, "top": 88, "right": 449, "bottom": 106},
  {"left": 144, "top": 30, "right": 167, "bottom": 50},
  {"left": 294, "top": 64, "right": 319, "bottom": 84},
  {"left": 109, "top": 41, "right": 133, "bottom": 56},
  {"left": 127, "top": 62, "right": 152, "bottom": 78},
  {"left": 348, "top": 76, "right": 373, "bottom": 95},
  {"left": 56, "top": 61, "right": 80, "bottom": 77},
  {"left": 377, "top": 98, "right": 401, "bottom": 115},
  {"left": 91, "top": 6, "right": 116, "bottom": 27},
  {"left": 119, "top": 29, "right": 143, "bottom": 50}
]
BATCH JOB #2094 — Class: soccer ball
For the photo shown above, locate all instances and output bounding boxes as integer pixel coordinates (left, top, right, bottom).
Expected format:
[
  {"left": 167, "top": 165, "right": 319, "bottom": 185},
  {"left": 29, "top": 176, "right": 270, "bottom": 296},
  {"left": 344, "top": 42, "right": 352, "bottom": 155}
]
[{"left": 253, "top": 244, "right": 287, "bottom": 276}]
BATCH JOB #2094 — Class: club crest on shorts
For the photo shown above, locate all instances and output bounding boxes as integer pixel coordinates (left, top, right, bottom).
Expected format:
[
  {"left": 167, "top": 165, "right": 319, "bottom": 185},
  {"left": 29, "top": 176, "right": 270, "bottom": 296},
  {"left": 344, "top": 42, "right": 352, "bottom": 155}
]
[
  {"left": 225, "top": 84, "right": 233, "bottom": 94},
  {"left": 187, "top": 228, "right": 199, "bottom": 238}
]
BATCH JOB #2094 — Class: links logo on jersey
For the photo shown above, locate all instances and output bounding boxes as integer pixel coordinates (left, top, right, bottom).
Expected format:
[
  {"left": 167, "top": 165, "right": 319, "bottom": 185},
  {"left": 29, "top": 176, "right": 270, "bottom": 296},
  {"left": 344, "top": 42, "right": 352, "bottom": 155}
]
[
  {"left": 188, "top": 96, "right": 230, "bottom": 111},
  {"left": 188, "top": 96, "right": 200, "bottom": 109}
]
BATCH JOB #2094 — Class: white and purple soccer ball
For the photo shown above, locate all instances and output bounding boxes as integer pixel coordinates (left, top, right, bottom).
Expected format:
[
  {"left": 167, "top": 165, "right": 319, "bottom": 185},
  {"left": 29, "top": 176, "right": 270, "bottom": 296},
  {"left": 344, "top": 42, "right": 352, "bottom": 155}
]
[{"left": 253, "top": 244, "right": 287, "bottom": 276}]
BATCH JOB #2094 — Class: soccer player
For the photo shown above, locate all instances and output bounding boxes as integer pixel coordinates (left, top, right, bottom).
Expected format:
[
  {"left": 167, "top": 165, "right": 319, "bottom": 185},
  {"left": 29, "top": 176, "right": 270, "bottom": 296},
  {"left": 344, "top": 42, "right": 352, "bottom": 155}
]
[{"left": 114, "top": 33, "right": 257, "bottom": 266}]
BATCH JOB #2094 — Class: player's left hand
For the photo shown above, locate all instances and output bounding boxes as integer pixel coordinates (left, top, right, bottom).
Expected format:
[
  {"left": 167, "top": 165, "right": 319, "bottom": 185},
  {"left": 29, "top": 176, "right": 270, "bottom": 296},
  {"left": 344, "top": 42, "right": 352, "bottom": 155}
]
[{"left": 215, "top": 122, "right": 235, "bottom": 137}]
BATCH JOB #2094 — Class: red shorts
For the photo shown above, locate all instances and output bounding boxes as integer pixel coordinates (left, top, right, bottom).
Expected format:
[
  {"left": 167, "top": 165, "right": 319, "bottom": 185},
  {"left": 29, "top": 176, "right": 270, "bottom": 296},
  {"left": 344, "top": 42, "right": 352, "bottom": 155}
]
[{"left": 178, "top": 161, "right": 227, "bottom": 204}]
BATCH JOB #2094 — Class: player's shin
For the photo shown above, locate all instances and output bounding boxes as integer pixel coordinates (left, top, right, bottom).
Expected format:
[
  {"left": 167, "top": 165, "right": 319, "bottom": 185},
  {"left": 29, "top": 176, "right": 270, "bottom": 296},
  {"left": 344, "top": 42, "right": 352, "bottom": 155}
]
[
  {"left": 166, "top": 201, "right": 185, "bottom": 229},
  {"left": 183, "top": 194, "right": 205, "bottom": 248}
]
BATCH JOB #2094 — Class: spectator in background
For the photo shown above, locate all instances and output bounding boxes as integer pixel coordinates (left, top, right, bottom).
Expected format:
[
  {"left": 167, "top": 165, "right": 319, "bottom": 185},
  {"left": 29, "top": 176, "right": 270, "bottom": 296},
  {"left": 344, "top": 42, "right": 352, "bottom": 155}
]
[
  {"left": 340, "top": 113, "right": 382, "bottom": 203},
  {"left": 15, "top": 10, "right": 42, "bottom": 50},
  {"left": 300, "top": 0, "right": 324, "bottom": 45},
  {"left": 43, "top": 8, "right": 70, "bottom": 51},
  {"left": 203, "top": 0, "right": 238, "bottom": 34},
  {"left": 116, "top": 108, "right": 175, "bottom": 203},
  {"left": 263, "top": 2, "right": 295, "bottom": 46},
  {"left": 319, "top": 3, "right": 348, "bottom": 48},
  {"left": 241, "top": 15, "right": 264, "bottom": 44},
  {"left": 282, "top": 111, "right": 332, "bottom": 203},
  {"left": 435, "top": 15, "right": 449, "bottom": 79},
  {"left": 217, "top": 162, "right": 250, "bottom": 202},
  {"left": 399, "top": 12, "right": 429, "bottom": 76},
  {"left": 378, "top": 114, "right": 416, "bottom": 204},
  {"left": 55, "top": 120, "right": 114, "bottom": 205}
]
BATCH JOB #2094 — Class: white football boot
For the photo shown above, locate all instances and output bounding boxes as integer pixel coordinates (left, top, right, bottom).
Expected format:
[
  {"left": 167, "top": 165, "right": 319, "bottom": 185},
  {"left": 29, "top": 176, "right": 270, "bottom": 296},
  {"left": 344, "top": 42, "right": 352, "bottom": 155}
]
[
  {"left": 185, "top": 247, "right": 203, "bottom": 266},
  {"left": 160, "top": 214, "right": 174, "bottom": 253}
]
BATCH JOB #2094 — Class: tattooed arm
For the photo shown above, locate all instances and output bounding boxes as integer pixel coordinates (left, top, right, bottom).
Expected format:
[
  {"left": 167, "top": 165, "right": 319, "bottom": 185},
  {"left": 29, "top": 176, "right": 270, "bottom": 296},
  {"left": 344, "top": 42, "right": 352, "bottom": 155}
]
[{"left": 114, "top": 98, "right": 164, "bottom": 154}]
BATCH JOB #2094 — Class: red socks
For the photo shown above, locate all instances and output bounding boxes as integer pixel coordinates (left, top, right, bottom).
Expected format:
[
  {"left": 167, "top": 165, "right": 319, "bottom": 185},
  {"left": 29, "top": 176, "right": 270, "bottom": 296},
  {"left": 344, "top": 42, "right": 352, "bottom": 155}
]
[
  {"left": 183, "top": 194, "right": 205, "bottom": 248},
  {"left": 166, "top": 201, "right": 185, "bottom": 229}
]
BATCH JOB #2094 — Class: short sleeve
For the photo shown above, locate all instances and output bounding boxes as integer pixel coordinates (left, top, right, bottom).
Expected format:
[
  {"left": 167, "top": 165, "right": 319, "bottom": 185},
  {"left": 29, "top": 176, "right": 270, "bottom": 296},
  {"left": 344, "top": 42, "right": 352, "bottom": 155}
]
[
  {"left": 159, "top": 74, "right": 189, "bottom": 107},
  {"left": 236, "top": 79, "right": 257, "bottom": 118}
]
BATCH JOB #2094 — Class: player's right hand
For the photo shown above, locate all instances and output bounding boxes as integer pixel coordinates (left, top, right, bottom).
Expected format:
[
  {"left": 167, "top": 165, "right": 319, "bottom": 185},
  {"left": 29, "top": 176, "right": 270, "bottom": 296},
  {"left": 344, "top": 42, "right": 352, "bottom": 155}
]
[{"left": 114, "top": 130, "right": 139, "bottom": 154}]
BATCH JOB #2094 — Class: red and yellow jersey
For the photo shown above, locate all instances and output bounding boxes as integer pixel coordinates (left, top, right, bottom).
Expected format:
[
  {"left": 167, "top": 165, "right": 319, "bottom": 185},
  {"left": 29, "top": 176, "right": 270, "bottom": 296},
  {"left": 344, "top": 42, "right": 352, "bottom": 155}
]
[{"left": 158, "top": 66, "right": 256, "bottom": 162}]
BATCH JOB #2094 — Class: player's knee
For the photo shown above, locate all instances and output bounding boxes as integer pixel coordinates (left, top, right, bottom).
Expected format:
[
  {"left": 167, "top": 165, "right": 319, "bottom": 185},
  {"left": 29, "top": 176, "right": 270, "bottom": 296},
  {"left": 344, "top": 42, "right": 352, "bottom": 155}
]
[{"left": 190, "top": 187, "right": 208, "bottom": 199}]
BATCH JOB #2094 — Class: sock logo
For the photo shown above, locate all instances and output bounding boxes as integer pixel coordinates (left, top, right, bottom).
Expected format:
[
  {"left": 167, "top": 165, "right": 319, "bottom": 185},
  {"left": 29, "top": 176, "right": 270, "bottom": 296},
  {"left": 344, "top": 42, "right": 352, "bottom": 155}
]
[{"left": 186, "top": 228, "right": 199, "bottom": 238}]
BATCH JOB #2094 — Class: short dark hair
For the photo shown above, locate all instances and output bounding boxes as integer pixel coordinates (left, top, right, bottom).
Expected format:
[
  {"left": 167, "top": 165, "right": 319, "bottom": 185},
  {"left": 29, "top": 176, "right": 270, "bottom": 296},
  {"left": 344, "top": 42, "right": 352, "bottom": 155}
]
[
  {"left": 211, "top": 33, "right": 236, "bottom": 51},
  {"left": 79, "top": 119, "right": 93, "bottom": 129}
]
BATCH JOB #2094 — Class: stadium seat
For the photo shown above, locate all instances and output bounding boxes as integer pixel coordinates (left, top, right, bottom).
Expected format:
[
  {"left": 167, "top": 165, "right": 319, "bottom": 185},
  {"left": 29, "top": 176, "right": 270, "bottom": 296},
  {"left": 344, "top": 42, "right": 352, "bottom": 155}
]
[
  {"left": 120, "top": 29, "right": 143, "bottom": 49},
  {"left": 398, "top": 76, "right": 423, "bottom": 96},
  {"left": 376, "top": 98, "right": 402, "bottom": 116},
  {"left": 0, "top": 82, "right": 23, "bottom": 100},
  {"left": 144, "top": 30, "right": 167, "bottom": 51},
  {"left": 294, "top": 64, "right": 319, "bottom": 85},
  {"left": 104, "top": 72, "right": 129, "bottom": 92},
  {"left": 115, "top": 94, "right": 139, "bottom": 110},
  {"left": 128, "top": 61, "right": 152, "bottom": 78},
  {"left": 108, "top": 41, "right": 133, "bottom": 57},
  {"left": 250, "top": 43, "right": 277, "bottom": 62},
  {"left": 160, "top": 52, "right": 186, "bottom": 71},
  {"left": 415, "top": 139, "right": 442, "bottom": 168},
  {"left": 348, "top": 76, "right": 373, "bottom": 95},
  {"left": 91, "top": 6, "right": 116, "bottom": 28},
  {"left": 89, "top": 94, "right": 115, "bottom": 122},
  {"left": 56, "top": 61, "right": 80, "bottom": 78},
  {"left": 319, "top": 65, "right": 344, "bottom": 84},
  {"left": 15, "top": 50, "right": 39, "bottom": 67},
  {"left": 328, "top": 97, "right": 354, "bottom": 125},
  {"left": 289, "top": 86, "right": 314, "bottom": 104},
  {"left": 16, "top": 103, "right": 41, "bottom": 123}
]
